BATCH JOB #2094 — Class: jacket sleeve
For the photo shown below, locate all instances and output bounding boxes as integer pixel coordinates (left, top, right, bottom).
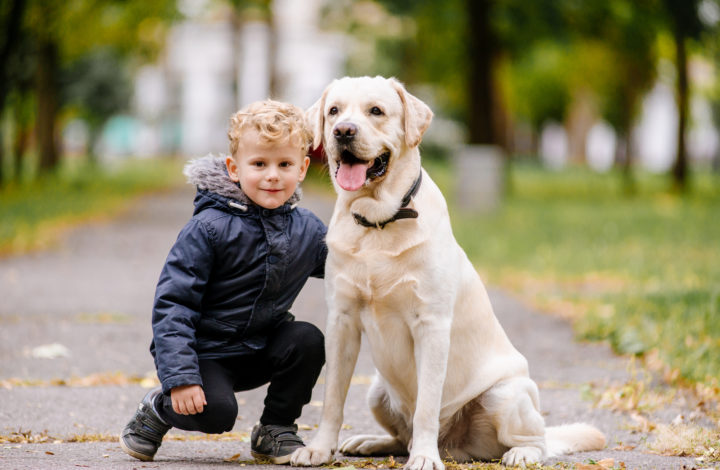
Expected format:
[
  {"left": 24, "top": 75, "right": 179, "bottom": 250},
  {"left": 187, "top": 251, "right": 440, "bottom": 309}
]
[
  {"left": 152, "top": 218, "right": 215, "bottom": 394},
  {"left": 310, "top": 218, "right": 328, "bottom": 279}
]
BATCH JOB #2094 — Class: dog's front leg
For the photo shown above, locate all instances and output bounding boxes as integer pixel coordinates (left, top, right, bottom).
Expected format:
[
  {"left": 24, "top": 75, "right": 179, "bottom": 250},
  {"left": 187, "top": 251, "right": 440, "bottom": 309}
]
[
  {"left": 291, "top": 305, "right": 362, "bottom": 466},
  {"left": 406, "top": 315, "right": 451, "bottom": 470}
]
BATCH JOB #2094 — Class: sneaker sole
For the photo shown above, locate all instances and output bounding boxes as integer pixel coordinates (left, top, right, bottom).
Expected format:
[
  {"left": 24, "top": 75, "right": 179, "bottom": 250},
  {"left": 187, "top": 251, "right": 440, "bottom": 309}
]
[
  {"left": 119, "top": 436, "right": 154, "bottom": 462},
  {"left": 251, "top": 450, "right": 293, "bottom": 465}
]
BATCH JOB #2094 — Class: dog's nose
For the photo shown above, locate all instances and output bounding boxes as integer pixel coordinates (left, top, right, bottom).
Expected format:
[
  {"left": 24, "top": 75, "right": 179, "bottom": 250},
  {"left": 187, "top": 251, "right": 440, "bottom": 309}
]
[{"left": 333, "top": 122, "right": 357, "bottom": 143}]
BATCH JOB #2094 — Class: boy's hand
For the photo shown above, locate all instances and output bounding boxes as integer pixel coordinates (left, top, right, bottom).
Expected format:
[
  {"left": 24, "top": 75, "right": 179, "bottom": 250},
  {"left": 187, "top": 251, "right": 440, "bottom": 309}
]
[{"left": 170, "top": 384, "right": 207, "bottom": 415}]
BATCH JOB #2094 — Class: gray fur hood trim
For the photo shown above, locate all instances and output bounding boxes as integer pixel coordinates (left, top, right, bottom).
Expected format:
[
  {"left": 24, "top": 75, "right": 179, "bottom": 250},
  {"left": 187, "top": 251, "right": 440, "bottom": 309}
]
[{"left": 183, "top": 154, "right": 302, "bottom": 207}]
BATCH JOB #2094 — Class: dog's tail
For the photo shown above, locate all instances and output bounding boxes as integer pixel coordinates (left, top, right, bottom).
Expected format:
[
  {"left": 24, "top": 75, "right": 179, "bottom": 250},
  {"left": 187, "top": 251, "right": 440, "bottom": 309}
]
[{"left": 545, "top": 423, "right": 606, "bottom": 457}]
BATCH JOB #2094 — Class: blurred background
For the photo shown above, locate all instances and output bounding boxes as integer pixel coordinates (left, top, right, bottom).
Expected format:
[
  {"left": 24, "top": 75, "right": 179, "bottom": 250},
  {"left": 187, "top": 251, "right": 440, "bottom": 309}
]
[
  {"left": 1, "top": 0, "right": 719, "bottom": 178},
  {"left": 1, "top": 0, "right": 720, "bottom": 398}
]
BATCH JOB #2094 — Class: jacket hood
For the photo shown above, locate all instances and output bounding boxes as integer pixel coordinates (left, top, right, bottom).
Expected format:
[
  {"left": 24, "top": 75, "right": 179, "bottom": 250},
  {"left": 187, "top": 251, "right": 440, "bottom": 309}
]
[{"left": 183, "top": 154, "right": 302, "bottom": 208}]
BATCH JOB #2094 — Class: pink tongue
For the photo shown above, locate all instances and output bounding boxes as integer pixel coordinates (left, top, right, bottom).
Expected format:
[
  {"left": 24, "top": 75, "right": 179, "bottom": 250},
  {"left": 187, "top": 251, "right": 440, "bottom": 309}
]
[{"left": 336, "top": 162, "right": 368, "bottom": 191}]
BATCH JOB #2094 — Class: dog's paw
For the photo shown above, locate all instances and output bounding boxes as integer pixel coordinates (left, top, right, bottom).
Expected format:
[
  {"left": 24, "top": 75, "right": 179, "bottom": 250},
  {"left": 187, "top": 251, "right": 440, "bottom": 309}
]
[
  {"left": 501, "top": 446, "right": 542, "bottom": 467},
  {"left": 290, "top": 446, "right": 334, "bottom": 467},
  {"left": 340, "top": 434, "right": 406, "bottom": 456},
  {"left": 404, "top": 452, "right": 444, "bottom": 470}
]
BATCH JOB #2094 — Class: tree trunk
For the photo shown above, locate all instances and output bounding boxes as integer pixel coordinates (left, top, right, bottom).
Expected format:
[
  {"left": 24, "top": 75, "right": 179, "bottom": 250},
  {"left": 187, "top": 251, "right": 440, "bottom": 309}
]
[
  {"left": 267, "top": 8, "right": 280, "bottom": 99},
  {"left": 0, "top": 0, "right": 28, "bottom": 186},
  {"left": 0, "top": 131, "right": 4, "bottom": 186},
  {"left": 13, "top": 102, "right": 31, "bottom": 181},
  {"left": 36, "top": 38, "right": 60, "bottom": 174},
  {"left": 672, "top": 30, "right": 689, "bottom": 191},
  {"left": 231, "top": 10, "right": 243, "bottom": 110},
  {"left": 615, "top": 87, "right": 637, "bottom": 196},
  {"left": 466, "top": 0, "right": 495, "bottom": 145}
]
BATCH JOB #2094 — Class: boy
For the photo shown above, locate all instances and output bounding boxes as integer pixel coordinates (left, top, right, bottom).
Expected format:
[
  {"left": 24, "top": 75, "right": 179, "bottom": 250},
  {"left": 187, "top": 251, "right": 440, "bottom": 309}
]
[{"left": 120, "top": 100, "right": 327, "bottom": 464}]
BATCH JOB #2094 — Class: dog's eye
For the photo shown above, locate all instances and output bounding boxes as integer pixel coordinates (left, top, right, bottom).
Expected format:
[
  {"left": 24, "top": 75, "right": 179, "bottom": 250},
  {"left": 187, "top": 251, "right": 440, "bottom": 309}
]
[
  {"left": 370, "top": 106, "right": 383, "bottom": 116},
  {"left": 329, "top": 106, "right": 338, "bottom": 115}
]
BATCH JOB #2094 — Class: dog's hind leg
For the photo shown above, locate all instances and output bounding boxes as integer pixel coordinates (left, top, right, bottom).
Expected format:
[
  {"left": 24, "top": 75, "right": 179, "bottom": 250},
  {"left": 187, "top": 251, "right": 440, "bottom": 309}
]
[
  {"left": 480, "top": 377, "right": 547, "bottom": 466},
  {"left": 438, "top": 399, "right": 506, "bottom": 463},
  {"left": 340, "top": 376, "right": 409, "bottom": 456}
]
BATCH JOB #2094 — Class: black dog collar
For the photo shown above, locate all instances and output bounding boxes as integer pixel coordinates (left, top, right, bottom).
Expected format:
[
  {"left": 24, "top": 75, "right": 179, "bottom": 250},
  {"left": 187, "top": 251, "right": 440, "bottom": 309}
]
[{"left": 352, "top": 171, "right": 422, "bottom": 229}]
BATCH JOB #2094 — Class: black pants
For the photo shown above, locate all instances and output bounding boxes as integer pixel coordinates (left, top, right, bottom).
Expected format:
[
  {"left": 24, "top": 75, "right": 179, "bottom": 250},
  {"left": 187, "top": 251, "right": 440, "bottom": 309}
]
[{"left": 155, "top": 320, "right": 324, "bottom": 434}]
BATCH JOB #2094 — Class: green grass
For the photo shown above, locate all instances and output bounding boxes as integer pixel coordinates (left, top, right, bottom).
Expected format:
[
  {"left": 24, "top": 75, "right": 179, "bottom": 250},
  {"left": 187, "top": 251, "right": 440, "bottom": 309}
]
[
  {"left": 425, "top": 160, "right": 720, "bottom": 386},
  {"left": 0, "top": 157, "right": 185, "bottom": 255}
]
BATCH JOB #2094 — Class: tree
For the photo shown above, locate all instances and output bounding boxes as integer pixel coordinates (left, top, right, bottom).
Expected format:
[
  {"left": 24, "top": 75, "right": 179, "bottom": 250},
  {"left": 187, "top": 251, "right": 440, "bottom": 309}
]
[
  {"left": 33, "top": 1, "right": 61, "bottom": 174},
  {"left": 662, "top": 0, "right": 705, "bottom": 191},
  {"left": 2, "top": 0, "right": 179, "bottom": 178},
  {"left": 466, "top": 0, "right": 497, "bottom": 144},
  {"left": 354, "top": 0, "right": 572, "bottom": 149},
  {"left": 0, "top": 0, "right": 28, "bottom": 185},
  {"left": 225, "top": 0, "right": 276, "bottom": 105},
  {"left": 505, "top": 42, "right": 571, "bottom": 155},
  {"left": 573, "top": 1, "right": 659, "bottom": 192},
  {"left": 61, "top": 48, "right": 133, "bottom": 164}
]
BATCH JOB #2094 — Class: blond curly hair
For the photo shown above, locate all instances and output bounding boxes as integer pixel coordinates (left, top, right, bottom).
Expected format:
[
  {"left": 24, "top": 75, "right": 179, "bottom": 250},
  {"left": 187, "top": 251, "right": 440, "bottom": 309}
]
[{"left": 228, "top": 100, "right": 311, "bottom": 156}]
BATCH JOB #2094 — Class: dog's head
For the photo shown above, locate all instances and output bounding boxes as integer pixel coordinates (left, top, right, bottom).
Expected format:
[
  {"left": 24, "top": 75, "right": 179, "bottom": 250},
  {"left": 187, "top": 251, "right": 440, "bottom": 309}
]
[{"left": 306, "top": 76, "right": 433, "bottom": 193}]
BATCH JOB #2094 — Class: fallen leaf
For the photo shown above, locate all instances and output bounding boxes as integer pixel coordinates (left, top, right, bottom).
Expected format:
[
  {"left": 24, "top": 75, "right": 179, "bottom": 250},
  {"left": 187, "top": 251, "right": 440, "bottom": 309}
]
[
  {"left": 224, "top": 453, "right": 242, "bottom": 462},
  {"left": 45, "top": 451, "right": 54, "bottom": 455}
]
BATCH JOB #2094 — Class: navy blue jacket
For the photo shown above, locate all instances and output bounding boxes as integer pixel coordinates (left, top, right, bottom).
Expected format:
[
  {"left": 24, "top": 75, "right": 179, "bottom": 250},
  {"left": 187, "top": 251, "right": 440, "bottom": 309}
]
[{"left": 150, "top": 155, "right": 327, "bottom": 394}]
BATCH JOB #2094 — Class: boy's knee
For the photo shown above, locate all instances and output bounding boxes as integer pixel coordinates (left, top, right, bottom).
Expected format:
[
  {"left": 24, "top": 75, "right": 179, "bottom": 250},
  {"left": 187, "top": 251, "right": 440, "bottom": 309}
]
[
  {"left": 295, "top": 321, "right": 325, "bottom": 362},
  {"left": 198, "top": 396, "right": 238, "bottom": 434},
  {"left": 280, "top": 321, "right": 325, "bottom": 364}
]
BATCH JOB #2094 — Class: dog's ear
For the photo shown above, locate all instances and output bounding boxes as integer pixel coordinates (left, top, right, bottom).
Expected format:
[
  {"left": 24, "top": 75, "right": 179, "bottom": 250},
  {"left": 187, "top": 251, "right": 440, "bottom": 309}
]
[
  {"left": 390, "top": 78, "right": 434, "bottom": 148},
  {"left": 305, "top": 87, "right": 329, "bottom": 151}
]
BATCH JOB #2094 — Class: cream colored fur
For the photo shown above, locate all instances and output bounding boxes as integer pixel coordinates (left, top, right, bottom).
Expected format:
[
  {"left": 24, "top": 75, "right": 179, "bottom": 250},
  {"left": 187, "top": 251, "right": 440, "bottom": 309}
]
[{"left": 291, "top": 76, "right": 605, "bottom": 469}]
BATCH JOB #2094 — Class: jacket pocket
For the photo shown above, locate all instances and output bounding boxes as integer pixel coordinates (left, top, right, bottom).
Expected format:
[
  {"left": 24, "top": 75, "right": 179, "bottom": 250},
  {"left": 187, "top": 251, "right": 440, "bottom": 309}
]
[{"left": 196, "top": 317, "right": 238, "bottom": 339}]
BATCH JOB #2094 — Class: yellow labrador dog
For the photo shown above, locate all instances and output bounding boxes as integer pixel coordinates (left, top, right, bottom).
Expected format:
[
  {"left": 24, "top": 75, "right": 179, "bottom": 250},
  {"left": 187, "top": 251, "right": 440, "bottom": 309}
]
[{"left": 291, "top": 76, "right": 605, "bottom": 469}]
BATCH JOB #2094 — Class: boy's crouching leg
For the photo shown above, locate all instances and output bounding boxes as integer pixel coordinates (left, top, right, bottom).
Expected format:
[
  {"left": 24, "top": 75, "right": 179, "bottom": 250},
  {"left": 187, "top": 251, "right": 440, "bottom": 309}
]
[
  {"left": 260, "top": 321, "right": 325, "bottom": 425},
  {"left": 156, "top": 387, "right": 239, "bottom": 435},
  {"left": 193, "top": 394, "right": 239, "bottom": 434}
]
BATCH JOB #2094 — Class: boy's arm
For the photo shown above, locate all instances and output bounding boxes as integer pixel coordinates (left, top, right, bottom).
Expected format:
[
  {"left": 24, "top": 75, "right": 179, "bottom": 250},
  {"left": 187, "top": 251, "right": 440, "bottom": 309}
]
[
  {"left": 152, "top": 218, "right": 215, "bottom": 394},
  {"left": 310, "top": 219, "right": 328, "bottom": 279}
]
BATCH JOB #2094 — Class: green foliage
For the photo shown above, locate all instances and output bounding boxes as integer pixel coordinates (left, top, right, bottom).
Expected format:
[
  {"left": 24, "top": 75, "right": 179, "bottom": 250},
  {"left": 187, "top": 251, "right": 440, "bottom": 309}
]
[
  {"left": 61, "top": 47, "right": 133, "bottom": 131},
  {"left": 23, "top": 0, "right": 180, "bottom": 63},
  {"left": 426, "top": 160, "right": 720, "bottom": 385},
  {"left": 505, "top": 41, "right": 571, "bottom": 130},
  {"left": 0, "top": 157, "right": 185, "bottom": 255}
]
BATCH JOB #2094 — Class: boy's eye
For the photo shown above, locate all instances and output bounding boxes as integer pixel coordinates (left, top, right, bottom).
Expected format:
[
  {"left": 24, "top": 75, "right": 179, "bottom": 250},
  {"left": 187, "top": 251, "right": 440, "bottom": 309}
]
[
  {"left": 253, "top": 161, "right": 264, "bottom": 167},
  {"left": 280, "top": 161, "right": 292, "bottom": 167}
]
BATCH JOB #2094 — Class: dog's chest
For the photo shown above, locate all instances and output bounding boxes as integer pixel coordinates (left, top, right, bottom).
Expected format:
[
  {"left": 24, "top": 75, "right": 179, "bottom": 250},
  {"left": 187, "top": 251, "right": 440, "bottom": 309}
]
[{"left": 333, "top": 247, "right": 422, "bottom": 306}]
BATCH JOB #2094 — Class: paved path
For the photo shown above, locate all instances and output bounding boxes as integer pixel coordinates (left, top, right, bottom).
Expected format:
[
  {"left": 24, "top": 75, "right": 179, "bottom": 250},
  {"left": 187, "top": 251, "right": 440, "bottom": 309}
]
[{"left": 0, "top": 184, "right": 707, "bottom": 469}]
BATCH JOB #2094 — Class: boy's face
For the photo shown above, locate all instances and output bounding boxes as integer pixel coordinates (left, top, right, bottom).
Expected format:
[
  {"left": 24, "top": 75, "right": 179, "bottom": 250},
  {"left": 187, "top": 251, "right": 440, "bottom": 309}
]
[{"left": 226, "top": 128, "right": 310, "bottom": 210}]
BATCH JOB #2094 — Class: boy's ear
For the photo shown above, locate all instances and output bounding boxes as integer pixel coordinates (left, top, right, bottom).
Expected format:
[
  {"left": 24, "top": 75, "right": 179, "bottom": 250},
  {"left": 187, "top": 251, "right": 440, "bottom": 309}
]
[
  {"left": 306, "top": 84, "right": 330, "bottom": 151},
  {"left": 225, "top": 155, "right": 240, "bottom": 182},
  {"left": 298, "top": 155, "right": 310, "bottom": 182}
]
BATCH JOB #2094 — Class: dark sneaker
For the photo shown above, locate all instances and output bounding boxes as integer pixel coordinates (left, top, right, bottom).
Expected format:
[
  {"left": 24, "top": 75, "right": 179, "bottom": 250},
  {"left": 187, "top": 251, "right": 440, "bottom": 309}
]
[
  {"left": 250, "top": 423, "right": 305, "bottom": 464},
  {"left": 119, "top": 387, "right": 171, "bottom": 461}
]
